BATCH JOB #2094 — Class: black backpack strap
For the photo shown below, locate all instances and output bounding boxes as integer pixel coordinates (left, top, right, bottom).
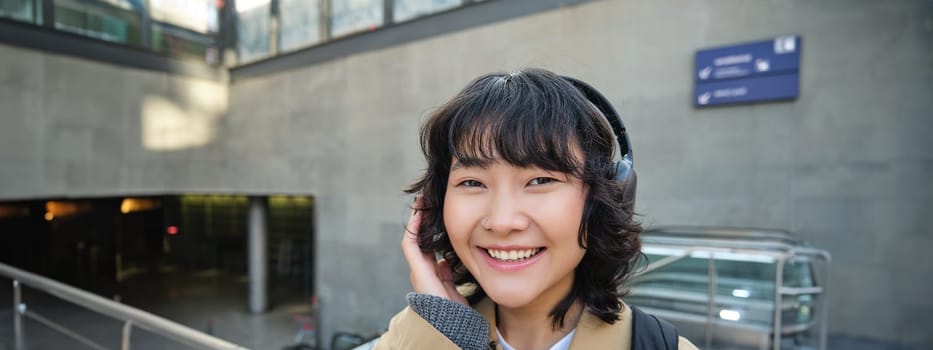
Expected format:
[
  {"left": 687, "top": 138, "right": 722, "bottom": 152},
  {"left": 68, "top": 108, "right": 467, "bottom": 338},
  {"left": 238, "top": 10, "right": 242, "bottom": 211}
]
[{"left": 630, "top": 305, "right": 679, "bottom": 350}]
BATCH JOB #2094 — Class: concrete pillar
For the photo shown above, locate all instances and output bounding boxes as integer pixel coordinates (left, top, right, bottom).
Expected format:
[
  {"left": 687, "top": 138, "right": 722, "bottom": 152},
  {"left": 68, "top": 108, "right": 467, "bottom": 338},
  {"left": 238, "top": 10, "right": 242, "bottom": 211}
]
[{"left": 248, "top": 196, "right": 267, "bottom": 314}]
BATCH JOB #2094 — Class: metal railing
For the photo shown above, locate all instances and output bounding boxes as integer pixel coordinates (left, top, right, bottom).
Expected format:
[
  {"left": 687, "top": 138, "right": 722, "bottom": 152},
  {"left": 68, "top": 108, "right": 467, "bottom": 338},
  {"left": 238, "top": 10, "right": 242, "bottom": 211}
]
[
  {"left": 1, "top": 262, "right": 249, "bottom": 350},
  {"left": 632, "top": 228, "right": 832, "bottom": 350}
]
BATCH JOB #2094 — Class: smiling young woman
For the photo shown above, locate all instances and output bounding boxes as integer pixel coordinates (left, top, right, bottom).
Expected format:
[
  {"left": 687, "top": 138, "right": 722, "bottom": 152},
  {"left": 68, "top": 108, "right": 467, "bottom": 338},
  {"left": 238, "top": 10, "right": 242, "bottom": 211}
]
[{"left": 374, "top": 68, "right": 696, "bottom": 350}]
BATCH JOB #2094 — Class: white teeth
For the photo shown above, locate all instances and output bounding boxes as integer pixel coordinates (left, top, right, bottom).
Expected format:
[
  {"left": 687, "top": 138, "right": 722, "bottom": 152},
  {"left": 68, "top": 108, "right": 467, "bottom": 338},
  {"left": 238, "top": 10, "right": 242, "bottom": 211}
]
[{"left": 486, "top": 248, "right": 541, "bottom": 262}]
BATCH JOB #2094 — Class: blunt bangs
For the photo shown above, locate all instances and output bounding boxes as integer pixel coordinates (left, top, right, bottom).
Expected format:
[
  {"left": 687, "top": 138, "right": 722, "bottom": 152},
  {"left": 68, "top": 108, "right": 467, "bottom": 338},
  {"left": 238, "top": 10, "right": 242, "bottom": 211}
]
[{"left": 442, "top": 71, "right": 605, "bottom": 176}]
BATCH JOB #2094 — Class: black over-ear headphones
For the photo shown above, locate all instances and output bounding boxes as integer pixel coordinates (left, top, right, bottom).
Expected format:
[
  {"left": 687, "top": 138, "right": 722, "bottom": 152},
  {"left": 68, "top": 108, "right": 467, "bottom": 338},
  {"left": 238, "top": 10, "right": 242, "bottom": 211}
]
[{"left": 562, "top": 77, "right": 637, "bottom": 209}]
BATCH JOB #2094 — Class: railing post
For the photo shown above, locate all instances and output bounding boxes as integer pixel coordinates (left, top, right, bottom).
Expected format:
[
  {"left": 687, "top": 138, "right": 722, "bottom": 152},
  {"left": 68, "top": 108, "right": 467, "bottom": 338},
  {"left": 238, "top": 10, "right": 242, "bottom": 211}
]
[
  {"left": 13, "top": 279, "right": 24, "bottom": 350},
  {"left": 819, "top": 253, "right": 831, "bottom": 350},
  {"left": 705, "top": 257, "right": 716, "bottom": 350},
  {"left": 773, "top": 257, "right": 787, "bottom": 350},
  {"left": 122, "top": 320, "right": 133, "bottom": 350}
]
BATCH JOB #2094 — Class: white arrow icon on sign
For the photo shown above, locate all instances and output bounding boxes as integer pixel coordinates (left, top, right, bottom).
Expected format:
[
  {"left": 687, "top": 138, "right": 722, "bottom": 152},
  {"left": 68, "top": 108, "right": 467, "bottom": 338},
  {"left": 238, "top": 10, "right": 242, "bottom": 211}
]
[
  {"left": 698, "top": 66, "right": 712, "bottom": 80},
  {"left": 755, "top": 58, "right": 770, "bottom": 72}
]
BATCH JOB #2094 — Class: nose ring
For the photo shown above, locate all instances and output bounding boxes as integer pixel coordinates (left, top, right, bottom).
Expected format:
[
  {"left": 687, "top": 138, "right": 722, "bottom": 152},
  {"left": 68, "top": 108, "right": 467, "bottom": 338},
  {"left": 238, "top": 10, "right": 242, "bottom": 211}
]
[{"left": 481, "top": 218, "right": 491, "bottom": 231}]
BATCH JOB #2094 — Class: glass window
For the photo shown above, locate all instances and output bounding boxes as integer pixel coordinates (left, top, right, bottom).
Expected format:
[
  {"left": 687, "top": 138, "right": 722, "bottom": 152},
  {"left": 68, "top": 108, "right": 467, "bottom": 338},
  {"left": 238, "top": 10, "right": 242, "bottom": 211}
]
[
  {"left": 235, "top": 0, "right": 271, "bottom": 63},
  {"left": 0, "top": 0, "right": 36, "bottom": 23},
  {"left": 149, "top": 0, "right": 220, "bottom": 64},
  {"left": 149, "top": 0, "right": 218, "bottom": 34},
  {"left": 152, "top": 23, "right": 219, "bottom": 64},
  {"left": 279, "top": 0, "right": 322, "bottom": 52},
  {"left": 329, "top": 0, "right": 382, "bottom": 38},
  {"left": 53, "top": 0, "right": 142, "bottom": 46},
  {"left": 393, "top": 0, "right": 460, "bottom": 23}
]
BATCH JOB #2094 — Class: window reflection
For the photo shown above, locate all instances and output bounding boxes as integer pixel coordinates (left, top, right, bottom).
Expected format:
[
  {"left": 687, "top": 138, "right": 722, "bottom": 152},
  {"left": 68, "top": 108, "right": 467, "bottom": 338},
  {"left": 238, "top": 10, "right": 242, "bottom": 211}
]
[
  {"left": 149, "top": 0, "right": 220, "bottom": 63},
  {"left": 329, "top": 0, "right": 382, "bottom": 38},
  {"left": 279, "top": 0, "right": 322, "bottom": 52},
  {"left": 236, "top": 0, "right": 271, "bottom": 63},
  {"left": 54, "top": 0, "right": 143, "bottom": 45},
  {"left": 393, "top": 0, "right": 460, "bottom": 23},
  {"left": 150, "top": 0, "right": 218, "bottom": 34},
  {"left": 152, "top": 23, "right": 218, "bottom": 63},
  {"left": 0, "top": 0, "right": 36, "bottom": 23},
  {"left": 5, "top": 0, "right": 479, "bottom": 65}
]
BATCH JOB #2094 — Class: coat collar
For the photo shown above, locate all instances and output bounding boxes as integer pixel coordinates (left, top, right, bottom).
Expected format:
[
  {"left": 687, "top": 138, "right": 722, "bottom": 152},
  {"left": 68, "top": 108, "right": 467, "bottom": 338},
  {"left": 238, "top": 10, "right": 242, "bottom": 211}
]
[{"left": 474, "top": 298, "right": 631, "bottom": 350}]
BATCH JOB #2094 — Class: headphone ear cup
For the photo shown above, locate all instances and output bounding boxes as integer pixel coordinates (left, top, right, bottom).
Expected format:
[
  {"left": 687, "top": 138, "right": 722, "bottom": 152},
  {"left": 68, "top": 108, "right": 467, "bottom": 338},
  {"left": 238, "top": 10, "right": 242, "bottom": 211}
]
[
  {"left": 564, "top": 75, "right": 637, "bottom": 210},
  {"left": 614, "top": 159, "right": 637, "bottom": 210}
]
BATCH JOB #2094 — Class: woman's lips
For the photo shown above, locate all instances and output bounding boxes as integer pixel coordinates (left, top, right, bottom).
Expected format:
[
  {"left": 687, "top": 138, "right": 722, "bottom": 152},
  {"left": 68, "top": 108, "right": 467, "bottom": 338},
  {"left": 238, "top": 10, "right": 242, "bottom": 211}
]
[{"left": 478, "top": 246, "right": 546, "bottom": 272}]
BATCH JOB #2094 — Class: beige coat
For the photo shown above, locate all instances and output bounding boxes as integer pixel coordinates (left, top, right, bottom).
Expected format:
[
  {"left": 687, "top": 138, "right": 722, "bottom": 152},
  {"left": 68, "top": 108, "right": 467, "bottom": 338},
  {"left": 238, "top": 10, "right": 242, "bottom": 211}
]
[{"left": 374, "top": 298, "right": 698, "bottom": 349}]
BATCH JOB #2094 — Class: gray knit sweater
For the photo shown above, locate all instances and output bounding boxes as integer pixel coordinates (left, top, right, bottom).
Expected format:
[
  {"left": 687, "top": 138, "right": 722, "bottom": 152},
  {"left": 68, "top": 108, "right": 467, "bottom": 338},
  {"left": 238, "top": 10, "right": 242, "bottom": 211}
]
[{"left": 406, "top": 293, "right": 492, "bottom": 350}]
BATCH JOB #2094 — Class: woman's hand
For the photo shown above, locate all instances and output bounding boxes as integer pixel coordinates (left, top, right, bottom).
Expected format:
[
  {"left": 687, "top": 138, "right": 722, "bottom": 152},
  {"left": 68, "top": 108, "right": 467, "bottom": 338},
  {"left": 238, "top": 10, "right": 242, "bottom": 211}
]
[{"left": 402, "top": 197, "right": 468, "bottom": 306}]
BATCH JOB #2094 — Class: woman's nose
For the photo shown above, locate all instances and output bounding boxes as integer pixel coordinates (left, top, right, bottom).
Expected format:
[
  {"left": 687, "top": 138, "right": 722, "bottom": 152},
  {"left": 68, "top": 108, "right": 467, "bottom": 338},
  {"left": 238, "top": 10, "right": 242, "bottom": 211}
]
[{"left": 483, "top": 191, "right": 530, "bottom": 234}]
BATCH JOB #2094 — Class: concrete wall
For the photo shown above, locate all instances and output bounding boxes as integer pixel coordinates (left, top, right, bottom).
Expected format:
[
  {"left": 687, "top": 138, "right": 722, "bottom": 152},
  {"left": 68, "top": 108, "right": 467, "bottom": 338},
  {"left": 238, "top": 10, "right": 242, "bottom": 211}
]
[
  {"left": 1, "top": 0, "right": 931, "bottom": 347},
  {"left": 0, "top": 44, "right": 229, "bottom": 197}
]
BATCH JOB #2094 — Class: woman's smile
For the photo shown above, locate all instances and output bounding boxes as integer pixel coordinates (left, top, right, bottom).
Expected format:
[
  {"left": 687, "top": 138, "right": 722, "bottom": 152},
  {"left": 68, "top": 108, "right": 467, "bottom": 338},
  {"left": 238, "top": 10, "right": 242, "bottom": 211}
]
[{"left": 478, "top": 246, "right": 547, "bottom": 271}]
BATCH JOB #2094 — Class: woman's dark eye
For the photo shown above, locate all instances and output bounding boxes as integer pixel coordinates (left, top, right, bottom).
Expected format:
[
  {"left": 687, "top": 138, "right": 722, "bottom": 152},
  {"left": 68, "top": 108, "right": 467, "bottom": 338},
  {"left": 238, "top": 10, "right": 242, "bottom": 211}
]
[
  {"left": 529, "top": 177, "right": 556, "bottom": 186},
  {"left": 459, "top": 180, "right": 483, "bottom": 187}
]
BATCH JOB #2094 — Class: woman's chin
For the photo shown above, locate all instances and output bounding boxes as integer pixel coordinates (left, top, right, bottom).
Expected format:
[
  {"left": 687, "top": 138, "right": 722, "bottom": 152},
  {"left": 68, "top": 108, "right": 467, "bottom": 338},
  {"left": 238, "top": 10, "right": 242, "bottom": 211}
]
[{"left": 483, "top": 285, "right": 538, "bottom": 309}]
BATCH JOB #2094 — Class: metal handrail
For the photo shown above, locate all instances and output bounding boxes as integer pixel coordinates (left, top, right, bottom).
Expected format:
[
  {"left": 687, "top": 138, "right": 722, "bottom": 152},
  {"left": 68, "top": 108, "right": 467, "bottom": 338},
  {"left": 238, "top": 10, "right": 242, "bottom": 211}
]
[
  {"left": 1, "top": 262, "right": 249, "bottom": 350},
  {"left": 633, "top": 243, "right": 831, "bottom": 350},
  {"left": 634, "top": 249, "right": 693, "bottom": 277}
]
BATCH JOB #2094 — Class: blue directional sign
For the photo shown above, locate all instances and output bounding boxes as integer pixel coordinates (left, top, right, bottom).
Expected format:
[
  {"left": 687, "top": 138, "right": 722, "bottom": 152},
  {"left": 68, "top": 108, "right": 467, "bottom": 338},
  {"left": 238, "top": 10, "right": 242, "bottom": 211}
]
[{"left": 694, "top": 36, "right": 801, "bottom": 107}]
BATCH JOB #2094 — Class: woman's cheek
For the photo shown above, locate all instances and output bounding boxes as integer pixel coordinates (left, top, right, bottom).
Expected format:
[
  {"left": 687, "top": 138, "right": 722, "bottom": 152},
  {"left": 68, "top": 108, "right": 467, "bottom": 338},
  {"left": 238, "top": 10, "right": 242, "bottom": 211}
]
[{"left": 443, "top": 195, "right": 478, "bottom": 257}]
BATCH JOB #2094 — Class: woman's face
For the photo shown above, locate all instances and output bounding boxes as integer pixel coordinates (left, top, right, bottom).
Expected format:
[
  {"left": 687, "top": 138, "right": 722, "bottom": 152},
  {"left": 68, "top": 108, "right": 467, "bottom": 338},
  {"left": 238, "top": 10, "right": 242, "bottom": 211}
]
[{"left": 444, "top": 157, "right": 587, "bottom": 310}]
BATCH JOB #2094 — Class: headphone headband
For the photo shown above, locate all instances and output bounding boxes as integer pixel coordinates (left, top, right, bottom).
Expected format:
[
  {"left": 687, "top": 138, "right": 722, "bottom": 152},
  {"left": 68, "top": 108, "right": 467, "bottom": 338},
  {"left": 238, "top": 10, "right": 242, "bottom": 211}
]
[{"left": 561, "top": 77, "right": 633, "bottom": 163}]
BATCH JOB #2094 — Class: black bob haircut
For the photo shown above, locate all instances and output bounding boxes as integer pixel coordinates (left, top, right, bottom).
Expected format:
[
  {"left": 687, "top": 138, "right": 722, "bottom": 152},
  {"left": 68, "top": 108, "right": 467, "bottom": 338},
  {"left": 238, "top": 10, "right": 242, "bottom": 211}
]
[{"left": 405, "top": 68, "right": 642, "bottom": 329}]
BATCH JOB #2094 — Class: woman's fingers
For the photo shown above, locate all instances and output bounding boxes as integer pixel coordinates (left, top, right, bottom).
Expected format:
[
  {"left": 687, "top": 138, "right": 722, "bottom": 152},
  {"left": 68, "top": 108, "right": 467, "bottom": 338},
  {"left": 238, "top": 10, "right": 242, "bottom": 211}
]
[
  {"left": 401, "top": 197, "right": 447, "bottom": 298},
  {"left": 401, "top": 199, "right": 432, "bottom": 268},
  {"left": 437, "top": 259, "right": 468, "bottom": 306},
  {"left": 401, "top": 198, "right": 467, "bottom": 304}
]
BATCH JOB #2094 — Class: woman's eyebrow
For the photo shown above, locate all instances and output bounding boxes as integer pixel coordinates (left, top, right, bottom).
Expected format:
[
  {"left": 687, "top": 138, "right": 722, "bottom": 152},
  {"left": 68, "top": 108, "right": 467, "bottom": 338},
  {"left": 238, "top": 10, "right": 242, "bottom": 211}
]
[
  {"left": 450, "top": 158, "right": 489, "bottom": 171},
  {"left": 450, "top": 160, "right": 473, "bottom": 171}
]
